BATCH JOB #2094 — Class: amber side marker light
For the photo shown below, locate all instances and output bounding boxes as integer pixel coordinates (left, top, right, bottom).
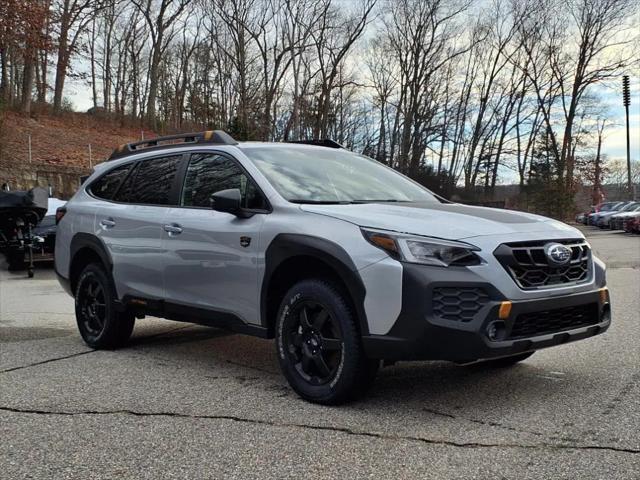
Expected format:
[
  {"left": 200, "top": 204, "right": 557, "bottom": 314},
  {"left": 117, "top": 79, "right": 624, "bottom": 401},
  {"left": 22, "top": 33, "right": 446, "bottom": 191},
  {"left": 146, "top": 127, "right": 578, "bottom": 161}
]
[
  {"left": 498, "top": 301, "right": 512, "bottom": 319},
  {"left": 599, "top": 288, "right": 609, "bottom": 304},
  {"left": 369, "top": 234, "right": 399, "bottom": 254}
]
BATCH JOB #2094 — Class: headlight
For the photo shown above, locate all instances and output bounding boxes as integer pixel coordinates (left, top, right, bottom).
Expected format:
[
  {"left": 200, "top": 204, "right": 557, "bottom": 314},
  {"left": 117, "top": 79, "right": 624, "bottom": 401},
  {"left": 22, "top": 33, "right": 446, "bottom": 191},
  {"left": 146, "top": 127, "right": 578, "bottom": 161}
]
[{"left": 361, "top": 228, "right": 482, "bottom": 267}]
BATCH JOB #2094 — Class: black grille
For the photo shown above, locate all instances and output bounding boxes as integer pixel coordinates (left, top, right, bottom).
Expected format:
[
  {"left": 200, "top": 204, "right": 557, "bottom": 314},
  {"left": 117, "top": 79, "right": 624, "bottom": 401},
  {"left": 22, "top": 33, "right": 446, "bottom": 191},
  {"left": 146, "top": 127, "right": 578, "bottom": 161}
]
[
  {"left": 494, "top": 239, "right": 591, "bottom": 289},
  {"left": 432, "top": 287, "right": 490, "bottom": 322},
  {"left": 509, "top": 303, "right": 599, "bottom": 339}
]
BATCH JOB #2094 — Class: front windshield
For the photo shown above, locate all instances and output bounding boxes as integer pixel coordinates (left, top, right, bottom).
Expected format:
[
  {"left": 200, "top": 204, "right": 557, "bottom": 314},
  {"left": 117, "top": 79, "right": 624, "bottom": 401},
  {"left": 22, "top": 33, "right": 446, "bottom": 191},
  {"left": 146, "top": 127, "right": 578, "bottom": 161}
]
[{"left": 241, "top": 146, "right": 439, "bottom": 204}]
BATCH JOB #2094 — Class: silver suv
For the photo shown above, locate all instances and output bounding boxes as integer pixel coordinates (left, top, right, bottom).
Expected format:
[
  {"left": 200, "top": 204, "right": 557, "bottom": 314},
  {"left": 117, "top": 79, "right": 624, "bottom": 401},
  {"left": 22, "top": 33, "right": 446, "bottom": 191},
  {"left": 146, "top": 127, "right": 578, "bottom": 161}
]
[{"left": 55, "top": 131, "right": 611, "bottom": 404}]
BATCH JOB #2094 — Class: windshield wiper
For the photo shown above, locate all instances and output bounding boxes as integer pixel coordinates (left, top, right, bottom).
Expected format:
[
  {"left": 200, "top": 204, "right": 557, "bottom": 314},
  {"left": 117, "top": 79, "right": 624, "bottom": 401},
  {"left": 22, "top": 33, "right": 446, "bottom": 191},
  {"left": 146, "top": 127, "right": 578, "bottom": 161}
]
[
  {"left": 289, "top": 199, "right": 412, "bottom": 205},
  {"left": 350, "top": 199, "right": 409, "bottom": 204},
  {"left": 288, "top": 199, "right": 353, "bottom": 205}
]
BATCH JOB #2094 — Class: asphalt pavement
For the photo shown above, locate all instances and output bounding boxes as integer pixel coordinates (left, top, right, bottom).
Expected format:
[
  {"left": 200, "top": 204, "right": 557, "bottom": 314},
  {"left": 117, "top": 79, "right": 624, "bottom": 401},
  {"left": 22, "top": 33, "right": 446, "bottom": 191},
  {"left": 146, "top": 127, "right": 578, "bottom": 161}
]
[{"left": 1, "top": 227, "right": 639, "bottom": 479}]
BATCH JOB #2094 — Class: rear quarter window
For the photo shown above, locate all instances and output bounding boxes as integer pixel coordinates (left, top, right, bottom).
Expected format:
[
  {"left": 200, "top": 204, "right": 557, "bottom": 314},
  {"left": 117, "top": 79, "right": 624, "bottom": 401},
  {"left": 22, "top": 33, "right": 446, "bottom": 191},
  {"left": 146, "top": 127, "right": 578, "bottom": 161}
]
[{"left": 89, "top": 164, "right": 131, "bottom": 200}]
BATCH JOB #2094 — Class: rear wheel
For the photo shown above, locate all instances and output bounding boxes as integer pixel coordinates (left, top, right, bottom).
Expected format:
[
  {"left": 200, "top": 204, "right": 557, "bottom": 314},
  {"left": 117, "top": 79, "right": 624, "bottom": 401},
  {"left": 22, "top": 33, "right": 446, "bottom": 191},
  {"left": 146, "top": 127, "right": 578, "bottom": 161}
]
[
  {"left": 276, "top": 279, "right": 378, "bottom": 405},
  {"left": 75, "top": 263, "right": 134, "bottom": 349}
]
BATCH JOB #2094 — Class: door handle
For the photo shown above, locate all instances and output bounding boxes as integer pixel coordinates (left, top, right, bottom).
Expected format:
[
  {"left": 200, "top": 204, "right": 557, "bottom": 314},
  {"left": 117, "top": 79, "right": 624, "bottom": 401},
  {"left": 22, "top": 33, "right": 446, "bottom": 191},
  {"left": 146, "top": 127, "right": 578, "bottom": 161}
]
[
  {"left": 100, "top": 218, "right": 116, "bottom": 229},
  {"left": 163, "top": 224, "right": 183, "bottom": 235}
]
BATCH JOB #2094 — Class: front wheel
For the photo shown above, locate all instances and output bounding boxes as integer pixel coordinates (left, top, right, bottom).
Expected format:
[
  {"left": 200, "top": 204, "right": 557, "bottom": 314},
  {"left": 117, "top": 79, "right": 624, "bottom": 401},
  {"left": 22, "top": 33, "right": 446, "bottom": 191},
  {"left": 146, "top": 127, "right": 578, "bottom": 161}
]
[
  {"left": 75, "top": 263, "right": 135, "bottom": 349},
  {"left": 275, "top": 279, "right": 378, "bottom": 405}
]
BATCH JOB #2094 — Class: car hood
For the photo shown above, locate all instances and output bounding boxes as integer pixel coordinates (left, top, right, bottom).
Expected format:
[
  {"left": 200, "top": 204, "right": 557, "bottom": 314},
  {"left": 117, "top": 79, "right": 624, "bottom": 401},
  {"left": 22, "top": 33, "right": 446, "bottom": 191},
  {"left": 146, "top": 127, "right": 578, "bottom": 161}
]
[
  {"left": 598, "top": 211, "right": 622, "bottom": 218},
  {"left": 300, "top": 202, "right": 580, "bottom": 240}
]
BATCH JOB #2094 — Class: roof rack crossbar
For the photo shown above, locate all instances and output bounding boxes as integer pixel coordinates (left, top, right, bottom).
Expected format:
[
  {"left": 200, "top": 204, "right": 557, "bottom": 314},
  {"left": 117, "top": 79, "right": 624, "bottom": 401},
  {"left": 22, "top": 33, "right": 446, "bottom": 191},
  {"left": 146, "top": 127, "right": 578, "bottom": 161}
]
[
  {"left": 108, "top": 130, "right": 237, "bottom": 160},
  {"left": 286, "top": 139, "right": 343, "bottom": 149}
]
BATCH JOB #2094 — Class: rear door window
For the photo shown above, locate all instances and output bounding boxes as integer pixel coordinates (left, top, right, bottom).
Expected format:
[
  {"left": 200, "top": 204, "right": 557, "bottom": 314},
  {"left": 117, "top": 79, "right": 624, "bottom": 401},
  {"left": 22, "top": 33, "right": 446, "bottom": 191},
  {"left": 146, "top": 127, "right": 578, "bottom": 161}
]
[{"left": 127, "top": 155, "right": 183, "bottom": 205}]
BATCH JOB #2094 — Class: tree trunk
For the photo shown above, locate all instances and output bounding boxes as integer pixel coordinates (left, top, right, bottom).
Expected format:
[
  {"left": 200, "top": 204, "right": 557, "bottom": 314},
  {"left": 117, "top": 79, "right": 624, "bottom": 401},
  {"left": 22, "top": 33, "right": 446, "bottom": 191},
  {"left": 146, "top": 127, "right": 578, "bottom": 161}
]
[
  {"left": 0, "top": 48, "right": 9, "bottom": 104},
  {"left": 53, "top": 18, "right": 70, "bottom": 114},
  {"left": 146, "top": 44, "right": 162, "bottom": 128},
  {"left": 90, "top": 19, "right": 98, "bottom": 108},
  {"left": 20, "top": 48, "right": 36, "bottom": 114}
]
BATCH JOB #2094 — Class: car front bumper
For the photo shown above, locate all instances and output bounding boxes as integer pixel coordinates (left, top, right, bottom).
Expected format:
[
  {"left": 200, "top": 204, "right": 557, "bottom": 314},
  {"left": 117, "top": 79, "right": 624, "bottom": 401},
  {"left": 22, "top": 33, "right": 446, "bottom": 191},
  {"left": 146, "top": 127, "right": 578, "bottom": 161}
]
[{"left": 362, "top": 263, "right": 610, "bottom": 362}]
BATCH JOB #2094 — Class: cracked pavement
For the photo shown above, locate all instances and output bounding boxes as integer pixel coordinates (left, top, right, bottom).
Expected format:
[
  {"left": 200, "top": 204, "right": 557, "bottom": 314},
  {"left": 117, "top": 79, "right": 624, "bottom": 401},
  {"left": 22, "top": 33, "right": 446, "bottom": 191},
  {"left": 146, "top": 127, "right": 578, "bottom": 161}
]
[{"left": 1, "top": 227, "right": 639, "bottom": 479}]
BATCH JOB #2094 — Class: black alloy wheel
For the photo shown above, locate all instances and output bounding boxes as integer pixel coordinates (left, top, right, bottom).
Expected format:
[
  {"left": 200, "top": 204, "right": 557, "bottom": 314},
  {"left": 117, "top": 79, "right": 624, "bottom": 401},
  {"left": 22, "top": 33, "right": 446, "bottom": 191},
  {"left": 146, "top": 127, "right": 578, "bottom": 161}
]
[
  {"left": 276, "top": 278, "right": 378, "bottom": 405},
  {"left": 75, "top": 263, "right": 135, "bottom": 349},
  {"left": 284, "top": 300, "right": 344, "bottom": 386},
  {"left": 78, "top": 276, "right": 107, "bottom": 336}
]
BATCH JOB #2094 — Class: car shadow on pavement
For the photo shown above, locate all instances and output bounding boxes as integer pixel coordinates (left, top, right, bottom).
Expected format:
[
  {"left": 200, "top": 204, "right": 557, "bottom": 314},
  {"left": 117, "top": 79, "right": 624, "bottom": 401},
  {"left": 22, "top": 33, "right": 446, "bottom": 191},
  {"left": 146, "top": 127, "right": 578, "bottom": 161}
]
[
  {"left": 128, "top": 324, "right": 234, "bottom": 347},
  {"left": 118, "top": 323, "right": 569, "bottom": 413}
]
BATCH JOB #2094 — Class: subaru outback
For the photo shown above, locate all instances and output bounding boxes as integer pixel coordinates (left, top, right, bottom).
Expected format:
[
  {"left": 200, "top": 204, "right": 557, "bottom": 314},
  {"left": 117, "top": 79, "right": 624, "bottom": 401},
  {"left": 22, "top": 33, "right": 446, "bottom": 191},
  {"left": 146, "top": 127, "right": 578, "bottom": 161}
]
[{"left": 55, "top": 131, "right": 611, "bottom": 404}]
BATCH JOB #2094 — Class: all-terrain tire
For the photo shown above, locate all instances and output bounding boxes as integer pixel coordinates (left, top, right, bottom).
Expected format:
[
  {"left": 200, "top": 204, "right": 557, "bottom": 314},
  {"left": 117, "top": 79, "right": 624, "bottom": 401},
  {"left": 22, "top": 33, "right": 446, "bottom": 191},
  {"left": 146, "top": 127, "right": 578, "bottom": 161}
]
[
  {"left": 275, "top": 278, "right": 378, "bottom": 405},
  {"left": 75, "top": 263, "right": 135, "bottom": 349}
]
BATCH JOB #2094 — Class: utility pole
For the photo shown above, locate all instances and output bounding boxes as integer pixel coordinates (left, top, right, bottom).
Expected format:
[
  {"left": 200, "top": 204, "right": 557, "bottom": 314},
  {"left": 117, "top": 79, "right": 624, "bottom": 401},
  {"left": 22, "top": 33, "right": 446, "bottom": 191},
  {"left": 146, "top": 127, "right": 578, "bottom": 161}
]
[{"left": 622, "top": 75, "right": 631, "bottom": 199}]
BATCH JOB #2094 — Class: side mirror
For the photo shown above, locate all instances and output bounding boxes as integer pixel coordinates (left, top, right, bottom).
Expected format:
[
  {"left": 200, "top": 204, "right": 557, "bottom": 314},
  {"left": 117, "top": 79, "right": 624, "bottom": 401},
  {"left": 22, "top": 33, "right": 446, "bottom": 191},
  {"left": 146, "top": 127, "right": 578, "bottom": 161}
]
[{"left": 210, "top": 189, "right": 251, "bottom": 218}]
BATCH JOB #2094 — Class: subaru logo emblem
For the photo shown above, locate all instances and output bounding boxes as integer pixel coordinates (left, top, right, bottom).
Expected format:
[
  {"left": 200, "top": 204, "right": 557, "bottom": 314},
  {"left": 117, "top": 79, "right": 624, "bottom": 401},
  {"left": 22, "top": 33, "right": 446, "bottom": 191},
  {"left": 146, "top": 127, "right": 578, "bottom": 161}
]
[{"left": 544, "top": 243, "right": 572, "bottom": 266}]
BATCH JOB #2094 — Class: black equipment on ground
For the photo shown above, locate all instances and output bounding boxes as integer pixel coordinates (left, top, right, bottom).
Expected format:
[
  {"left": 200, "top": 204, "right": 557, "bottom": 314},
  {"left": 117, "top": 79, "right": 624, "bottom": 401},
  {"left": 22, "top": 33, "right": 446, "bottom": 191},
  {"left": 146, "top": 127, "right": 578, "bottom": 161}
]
[{"left": 0, "top": 188, "right": 48, "bottom": 278}]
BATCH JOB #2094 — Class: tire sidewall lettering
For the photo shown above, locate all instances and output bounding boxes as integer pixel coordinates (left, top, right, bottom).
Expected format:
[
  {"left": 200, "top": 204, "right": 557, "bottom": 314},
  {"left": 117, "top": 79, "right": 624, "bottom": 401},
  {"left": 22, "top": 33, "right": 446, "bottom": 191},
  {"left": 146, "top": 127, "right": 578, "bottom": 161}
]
[{"left": 277, "top": 289, "right": 345, "bottom": 387}]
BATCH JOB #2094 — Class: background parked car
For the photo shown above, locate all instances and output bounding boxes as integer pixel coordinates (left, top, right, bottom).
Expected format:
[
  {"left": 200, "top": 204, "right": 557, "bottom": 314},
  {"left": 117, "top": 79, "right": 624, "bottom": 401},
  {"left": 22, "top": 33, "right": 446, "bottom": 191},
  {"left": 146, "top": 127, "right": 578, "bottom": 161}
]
[
  {"left": 624, "top": 213, "right": 640, "bottom": 234},
  {"left": 591, "top": 201, "right": 627, "bottom": 227},
  {"left": 588, "top": 201, "right": 620, "bottom": 225},
  {"left": 580, "top": 206, "right": 597, "bottom": 224},
  {"left": 31, "top": 198, "right": 66, "bottom": 261},
  {"left": 609, "top": 203, "right": 640, "bottom": 230},
  {"left": 597, "top": 201, "right": 636, "bottom": 228}
]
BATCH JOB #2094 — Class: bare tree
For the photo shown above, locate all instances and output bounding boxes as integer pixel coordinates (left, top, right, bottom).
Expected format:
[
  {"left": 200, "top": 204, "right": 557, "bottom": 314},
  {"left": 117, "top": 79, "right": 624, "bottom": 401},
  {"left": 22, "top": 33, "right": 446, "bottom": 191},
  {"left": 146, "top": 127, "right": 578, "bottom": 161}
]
[
  {"left": 515, "top": 0, "right": 636, "bottom": 192},
  {"left": 52, "top": 0, "right": 102, "bottom": 113},
  {"left": 132, "top": 0, "right": 192, "bottom": 128},
  {"left": 311, "top": 0, "right": 376, "bottom": 138},
  {"left": 383, "top": 0, "right": 471, "bottom": 175}
]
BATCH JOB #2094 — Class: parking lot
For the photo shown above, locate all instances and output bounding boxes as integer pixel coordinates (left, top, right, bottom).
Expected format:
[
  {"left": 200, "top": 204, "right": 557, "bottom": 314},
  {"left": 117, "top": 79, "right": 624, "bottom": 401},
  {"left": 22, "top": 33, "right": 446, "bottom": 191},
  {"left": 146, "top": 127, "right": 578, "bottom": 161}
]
[{"left": 1, "top": 227, "right": 638, "bottom": 479}]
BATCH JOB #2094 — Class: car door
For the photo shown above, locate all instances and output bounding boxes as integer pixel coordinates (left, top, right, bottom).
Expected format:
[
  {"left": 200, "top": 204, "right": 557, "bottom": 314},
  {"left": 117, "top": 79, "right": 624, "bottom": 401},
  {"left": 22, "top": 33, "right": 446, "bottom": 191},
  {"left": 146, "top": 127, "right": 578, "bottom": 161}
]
[
  {"left": 162, "top": 151, "right": 269, "bottom": 325},
  {"left": 95, "top": 154, "right": 184, "bottom": 300}
]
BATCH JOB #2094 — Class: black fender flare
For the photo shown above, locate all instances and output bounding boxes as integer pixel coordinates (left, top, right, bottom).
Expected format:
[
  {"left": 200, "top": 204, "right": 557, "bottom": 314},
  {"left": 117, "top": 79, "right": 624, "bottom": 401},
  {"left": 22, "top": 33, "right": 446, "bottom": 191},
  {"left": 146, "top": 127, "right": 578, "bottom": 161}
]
[
  {"left": 261, "top": 233, "right": 369, "bottom": 335},
  {"left": 68, "top": 233, "right": 114, "bottom": 292}
]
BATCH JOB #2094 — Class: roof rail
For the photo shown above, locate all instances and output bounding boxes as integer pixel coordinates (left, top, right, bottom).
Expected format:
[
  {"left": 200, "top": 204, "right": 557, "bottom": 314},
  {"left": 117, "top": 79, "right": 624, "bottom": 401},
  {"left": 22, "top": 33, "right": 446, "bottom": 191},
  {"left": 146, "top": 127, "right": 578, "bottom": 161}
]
[
  {"left": 286, "top": 139, "right": 343, "bottom": 149},
  {"left": 108, "top": 130, "right": 238, "bottom": 160}
]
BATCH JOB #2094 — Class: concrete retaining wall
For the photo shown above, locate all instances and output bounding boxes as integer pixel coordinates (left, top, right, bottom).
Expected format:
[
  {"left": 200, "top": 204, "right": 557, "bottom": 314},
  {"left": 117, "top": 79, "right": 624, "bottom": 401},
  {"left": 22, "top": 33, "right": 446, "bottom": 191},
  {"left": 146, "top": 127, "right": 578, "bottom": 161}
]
[{"left": 0, "top": 162, "right": 89, "bottom": 200}]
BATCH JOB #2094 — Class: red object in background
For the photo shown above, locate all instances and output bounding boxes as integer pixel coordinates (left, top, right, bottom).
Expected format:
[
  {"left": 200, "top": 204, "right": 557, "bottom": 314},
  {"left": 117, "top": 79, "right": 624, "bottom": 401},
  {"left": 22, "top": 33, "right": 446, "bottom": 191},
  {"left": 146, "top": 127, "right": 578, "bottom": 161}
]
[
  {"left": 624, "top": 215, "right": 640, "bottom": 233},
  {"left": 593, "top": 188, "right": 605, "bottom": 208},
  {"left": 55, "top": 206, "right": 66, "bottom": 225}
]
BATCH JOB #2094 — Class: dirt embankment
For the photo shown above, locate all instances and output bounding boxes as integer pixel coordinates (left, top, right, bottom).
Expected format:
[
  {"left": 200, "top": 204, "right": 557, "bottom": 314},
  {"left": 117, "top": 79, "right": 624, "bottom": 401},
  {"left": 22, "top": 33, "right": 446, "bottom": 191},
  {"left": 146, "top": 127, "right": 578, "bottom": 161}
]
[{"left": 0, "top": 111, "right": 155, "bottom": 169}]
